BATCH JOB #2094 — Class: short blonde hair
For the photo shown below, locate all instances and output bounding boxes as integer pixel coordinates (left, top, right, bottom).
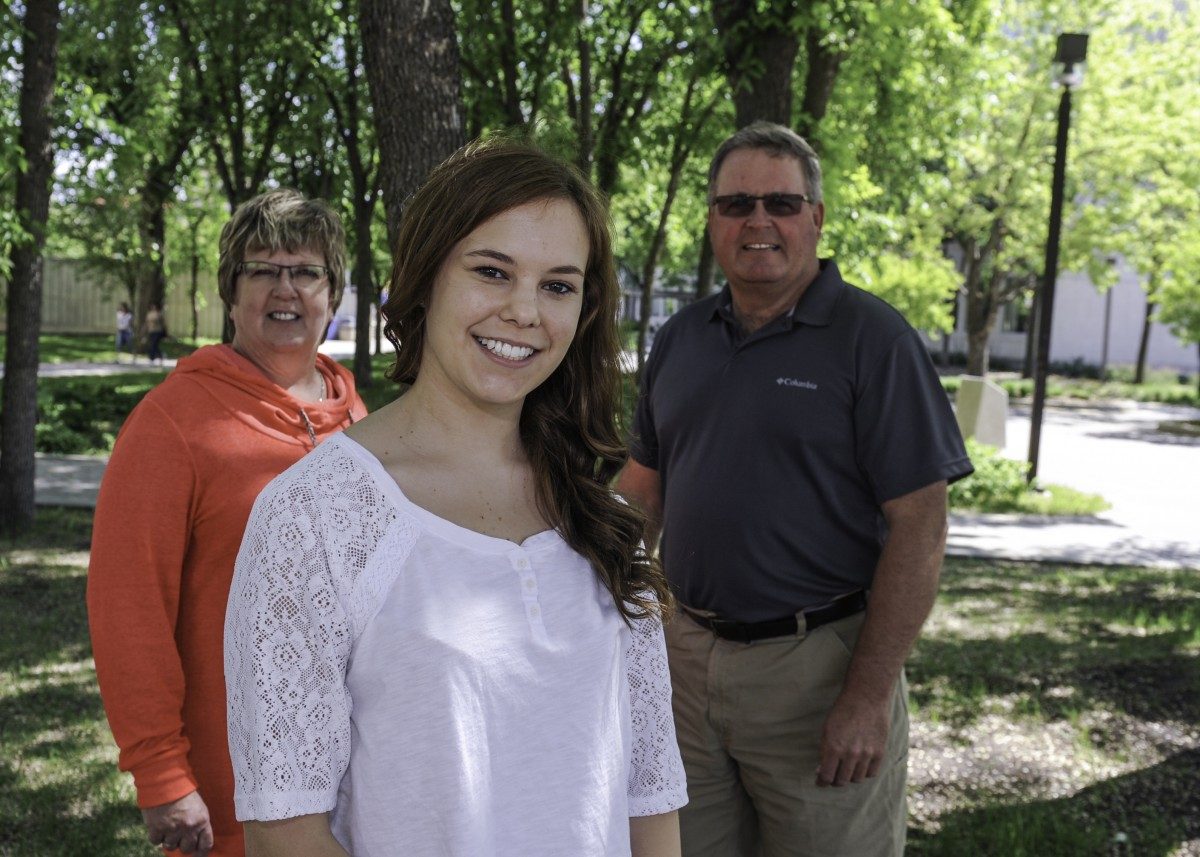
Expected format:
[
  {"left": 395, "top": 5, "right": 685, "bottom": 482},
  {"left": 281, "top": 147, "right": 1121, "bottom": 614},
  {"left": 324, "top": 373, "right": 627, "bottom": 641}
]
[{"left": 217, "top": 189, "right": 347, "bottom": 326}]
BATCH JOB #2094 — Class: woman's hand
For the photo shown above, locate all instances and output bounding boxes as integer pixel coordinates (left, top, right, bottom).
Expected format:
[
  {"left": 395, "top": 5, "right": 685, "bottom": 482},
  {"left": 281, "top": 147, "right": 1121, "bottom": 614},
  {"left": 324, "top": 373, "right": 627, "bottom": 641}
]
[
  {"left": 630, "top": 811, "right": 681, "bottom": 857},
  {"left": 245, "top": 814, "right": 350, "bottom": 857},
  {"left": 141, "top": 790, "right": 213, "bottom": 855}
]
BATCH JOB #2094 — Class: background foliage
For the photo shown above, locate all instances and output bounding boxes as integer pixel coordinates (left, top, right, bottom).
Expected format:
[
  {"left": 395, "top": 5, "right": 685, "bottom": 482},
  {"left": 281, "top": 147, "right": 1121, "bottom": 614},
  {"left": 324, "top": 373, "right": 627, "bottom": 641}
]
[{"left": 2, "top": 0, "right": 1197, "bottom": 368}]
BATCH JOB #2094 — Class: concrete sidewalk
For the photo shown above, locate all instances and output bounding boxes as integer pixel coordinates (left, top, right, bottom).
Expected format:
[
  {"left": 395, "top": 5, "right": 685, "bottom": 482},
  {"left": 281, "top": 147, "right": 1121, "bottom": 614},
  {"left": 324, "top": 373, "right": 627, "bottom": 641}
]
[{"left": 945, "top": 400, "right": 1200, "bottom": 568}]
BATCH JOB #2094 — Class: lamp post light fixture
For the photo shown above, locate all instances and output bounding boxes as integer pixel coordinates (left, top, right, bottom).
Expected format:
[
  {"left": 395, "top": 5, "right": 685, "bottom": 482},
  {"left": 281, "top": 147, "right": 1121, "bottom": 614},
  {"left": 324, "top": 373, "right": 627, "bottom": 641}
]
[{"left": 1027, "top": 32, "right": 1089, "bottom": 484}]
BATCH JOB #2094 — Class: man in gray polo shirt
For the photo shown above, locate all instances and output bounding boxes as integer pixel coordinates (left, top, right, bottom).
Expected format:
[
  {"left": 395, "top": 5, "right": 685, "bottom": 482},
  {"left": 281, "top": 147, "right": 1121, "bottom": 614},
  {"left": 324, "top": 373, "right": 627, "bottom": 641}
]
[{"left": 617, "top": 122, "right": 972, "bottom": 856}]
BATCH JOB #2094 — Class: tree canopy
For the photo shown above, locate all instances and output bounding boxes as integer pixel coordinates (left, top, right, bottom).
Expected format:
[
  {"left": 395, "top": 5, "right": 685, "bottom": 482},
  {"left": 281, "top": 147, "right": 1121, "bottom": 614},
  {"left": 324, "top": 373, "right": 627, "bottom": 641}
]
[{"left": 1, "top": 0, "right": 1196, "bottom": 363}]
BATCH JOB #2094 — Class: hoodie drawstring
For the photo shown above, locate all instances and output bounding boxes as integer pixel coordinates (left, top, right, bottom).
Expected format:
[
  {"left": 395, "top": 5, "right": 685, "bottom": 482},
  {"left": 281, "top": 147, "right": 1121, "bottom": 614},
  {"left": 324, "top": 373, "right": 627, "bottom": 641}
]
[{"left": 299, "top": 407, "right": 356, "bottom": 450}]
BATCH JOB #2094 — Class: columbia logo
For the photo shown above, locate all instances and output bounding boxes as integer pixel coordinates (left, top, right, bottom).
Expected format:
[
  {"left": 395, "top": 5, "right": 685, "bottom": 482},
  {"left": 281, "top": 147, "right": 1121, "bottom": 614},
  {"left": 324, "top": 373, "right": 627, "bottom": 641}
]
[{"left": 777, "top": 377, "right": 818, "bottom": 390}]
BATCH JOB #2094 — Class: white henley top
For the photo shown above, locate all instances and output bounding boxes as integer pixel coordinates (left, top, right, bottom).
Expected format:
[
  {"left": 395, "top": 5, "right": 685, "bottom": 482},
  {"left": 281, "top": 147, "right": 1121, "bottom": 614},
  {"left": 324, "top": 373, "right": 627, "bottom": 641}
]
[{"left": 225, "top": 433, "right": 687, "bottom": 856}]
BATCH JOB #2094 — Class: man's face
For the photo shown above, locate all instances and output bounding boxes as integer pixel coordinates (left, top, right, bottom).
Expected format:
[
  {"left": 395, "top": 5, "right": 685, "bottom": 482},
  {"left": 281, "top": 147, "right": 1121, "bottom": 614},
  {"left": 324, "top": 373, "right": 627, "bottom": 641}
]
[{"left": 707, "top": 148, "right": 825, "bottom": 296}]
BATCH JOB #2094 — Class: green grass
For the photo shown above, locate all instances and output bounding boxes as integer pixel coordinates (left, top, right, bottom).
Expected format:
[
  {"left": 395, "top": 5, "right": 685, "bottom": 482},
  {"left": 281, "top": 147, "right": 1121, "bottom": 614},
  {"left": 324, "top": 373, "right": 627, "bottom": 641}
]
[
  {"left": 906, "top": 559, "right": 1199, "bottom": 856},
  {"left": 4, "top": 527, "right": 1197, "bottom": 854},
  {"left": 949, "top": 439, "right": 1110, "bottom": 515},
  {"left": 31, "top": 374, "right": 164, "bottom": 455},
  {"left": 0, "top": 332, "right": 215, "bottom": 364},
  {"left": 0, "top": 508, "right": 159, "bottom": 856},
  {"left": 942, "top": 374, "right": 1199, "bottom": 407},
  {"left": 1015, "top": 483, "right": 1111, "bottom": 515}
]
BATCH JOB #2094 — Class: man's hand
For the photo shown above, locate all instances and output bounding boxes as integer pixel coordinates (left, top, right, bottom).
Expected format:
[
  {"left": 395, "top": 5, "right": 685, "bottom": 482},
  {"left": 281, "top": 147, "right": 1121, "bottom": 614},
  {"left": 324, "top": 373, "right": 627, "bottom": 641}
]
[
  {"left": 814, "top": 481, "right": 949, "bottom": 788},
  {"left": 141, "top": 790, "right": 213, "bottom": 855},
  {"left": 815, "top": 691, "right": 891, "bottom": 787}
]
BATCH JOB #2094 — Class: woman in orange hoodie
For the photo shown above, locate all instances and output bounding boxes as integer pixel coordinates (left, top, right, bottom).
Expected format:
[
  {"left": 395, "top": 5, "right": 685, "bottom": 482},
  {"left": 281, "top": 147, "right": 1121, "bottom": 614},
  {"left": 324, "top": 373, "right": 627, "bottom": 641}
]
[{"left": 88, "top": 189, "right": 368, "bottom": 857}]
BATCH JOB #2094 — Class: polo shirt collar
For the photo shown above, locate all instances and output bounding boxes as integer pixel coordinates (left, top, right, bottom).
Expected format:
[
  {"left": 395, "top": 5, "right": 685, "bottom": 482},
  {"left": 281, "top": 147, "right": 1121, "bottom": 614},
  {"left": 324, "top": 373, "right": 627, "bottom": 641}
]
[
  {"left": 710, "top": 258, "right": 844, "bottom": 330},
  {"left": 791, "top": 258, "right": 843, "bottom": 327}
]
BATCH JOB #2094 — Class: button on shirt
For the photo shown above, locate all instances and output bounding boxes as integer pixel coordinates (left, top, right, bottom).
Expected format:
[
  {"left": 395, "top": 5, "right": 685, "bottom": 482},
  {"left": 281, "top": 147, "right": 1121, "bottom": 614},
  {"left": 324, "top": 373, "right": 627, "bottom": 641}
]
[{"left": 225, "top": 434, "right": 686, "bottom": 856}]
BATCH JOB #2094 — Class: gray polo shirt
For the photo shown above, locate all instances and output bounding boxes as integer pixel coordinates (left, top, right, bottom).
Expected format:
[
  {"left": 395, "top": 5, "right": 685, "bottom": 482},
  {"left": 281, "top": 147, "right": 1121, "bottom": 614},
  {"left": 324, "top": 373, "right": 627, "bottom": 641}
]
[{"left": 630, "top": 260, "right": 973, "bottom": 622}]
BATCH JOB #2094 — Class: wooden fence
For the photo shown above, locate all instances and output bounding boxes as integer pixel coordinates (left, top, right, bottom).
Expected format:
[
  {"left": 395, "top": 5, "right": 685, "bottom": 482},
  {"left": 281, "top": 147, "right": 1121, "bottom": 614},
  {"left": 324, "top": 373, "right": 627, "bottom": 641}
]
[{"left": 0, "top": 258, "right": 226, "bottom": 340}]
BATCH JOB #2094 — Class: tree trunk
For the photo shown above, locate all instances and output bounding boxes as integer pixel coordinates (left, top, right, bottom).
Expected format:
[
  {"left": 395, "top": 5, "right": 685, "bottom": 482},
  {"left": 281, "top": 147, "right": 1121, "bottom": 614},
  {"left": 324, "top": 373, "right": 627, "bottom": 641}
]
[
  {"left": 572, "top": 0, "right": 594, "bottom": 177},
  {"left": 374, "top": 292, "right": 383, "bottom": 357},
  {"left": 190, "top": 248, "right": 200, "bottom": 343},
  {"left": 695, "top": 229, "right": 715, "bottom": 299},
  {"left": 1134, "top": 298, "right": 1155, "bottom": 384},
  {"left": 0, "top": 0, "right": 61, "bottom": 535},
  {"left": 966, "top": 325, "right": 993, "bottom": 377},
  {"left": 360, "top": 0, "right": 467, "bottom": 248},
  {"left": 796, "top": 27, "right": 847, "bottom": 143},
  {"left": 353, "top": 202, "right": 375, "bottom": 389},
  {"left": 964, "top": 272, "right": 1002, "bottom": 378},
  {"left": 710, "top": 0, "right": 796, "bottom": 126},
  {"left": 637, "top": 149, "right": 687, "bottom": 373},
  {"left": 1022, "top": 287, "right": 1040, "bottom": 379},
  {"left": 712, "top": 0, "right": 798, "bottom": 127},
  {"left": 187, "top": 213, "right": 203, "bottom": 342},
  {"left": 134, "top": 183, "right": 170, "bottom": 332}
]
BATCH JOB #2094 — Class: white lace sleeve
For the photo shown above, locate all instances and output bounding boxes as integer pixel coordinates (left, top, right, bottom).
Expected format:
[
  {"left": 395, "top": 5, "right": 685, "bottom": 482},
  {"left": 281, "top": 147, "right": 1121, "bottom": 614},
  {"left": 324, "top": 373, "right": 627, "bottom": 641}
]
[
  {"left": 224, "top": 468, "right": 354, "bottom": 822},
  {"left": 625, "top": 604, "right": 688, "bottom": 816}
]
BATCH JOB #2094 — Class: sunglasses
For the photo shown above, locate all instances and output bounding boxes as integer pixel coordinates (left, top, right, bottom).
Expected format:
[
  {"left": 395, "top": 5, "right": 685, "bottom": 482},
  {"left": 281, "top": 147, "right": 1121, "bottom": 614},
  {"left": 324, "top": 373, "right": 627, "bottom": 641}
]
[{"left": 710, "top": 193, "right": 816, "bottom": 218}]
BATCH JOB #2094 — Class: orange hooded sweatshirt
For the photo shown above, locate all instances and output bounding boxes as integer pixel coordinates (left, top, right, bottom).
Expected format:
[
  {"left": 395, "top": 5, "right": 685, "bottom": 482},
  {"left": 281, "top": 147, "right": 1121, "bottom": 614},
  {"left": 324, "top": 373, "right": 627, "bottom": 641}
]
[{"left": 87, "top": 344, "right": 367, "bottom": 857}]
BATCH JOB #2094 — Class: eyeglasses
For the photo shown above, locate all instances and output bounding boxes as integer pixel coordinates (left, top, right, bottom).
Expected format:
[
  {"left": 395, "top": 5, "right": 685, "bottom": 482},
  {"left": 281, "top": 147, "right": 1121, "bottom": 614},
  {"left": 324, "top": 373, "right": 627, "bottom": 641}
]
[
  {"left": 237, "top": 260, "right": 330, "bottom": 290},
  {"left": 710, "top": 193, "right": 816, "bottom": 218}
]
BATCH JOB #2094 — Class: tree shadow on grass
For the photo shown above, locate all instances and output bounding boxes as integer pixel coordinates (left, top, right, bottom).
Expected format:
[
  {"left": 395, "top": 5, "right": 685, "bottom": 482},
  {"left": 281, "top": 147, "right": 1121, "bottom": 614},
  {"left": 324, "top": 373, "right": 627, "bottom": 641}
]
[
  {"left": 0, "top": 676, "right": 108, "bottom": 755},
  {"left": 0, "top": 563, "right": 91, "bottom": 674},
  {"left": 0, "top": 756, "right": 155, "bottom": 857},
  {"left": 909, "top": 629, "right": 1199, "bottom": 727},
  {"left": 913, "top": 561, "right": 1200, "bottom": 727},
  {"left": 908, "top": 749, "right": 1200, "bottom": 857}
]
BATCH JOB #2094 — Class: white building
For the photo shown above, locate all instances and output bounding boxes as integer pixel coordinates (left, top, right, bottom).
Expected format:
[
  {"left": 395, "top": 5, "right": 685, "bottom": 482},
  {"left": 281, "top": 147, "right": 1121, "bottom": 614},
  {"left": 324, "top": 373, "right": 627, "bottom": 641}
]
[{"left": 927, "top": 256, "right": 1197, "bottom": 374}]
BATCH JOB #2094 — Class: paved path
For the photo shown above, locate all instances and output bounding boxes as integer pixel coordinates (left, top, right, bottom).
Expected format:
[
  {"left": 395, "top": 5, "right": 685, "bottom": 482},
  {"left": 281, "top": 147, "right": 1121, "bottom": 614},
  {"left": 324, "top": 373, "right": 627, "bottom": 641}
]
[
  {"left": 33, "top": 453, "right": 108, "bottom": 508},
  {"left": 947, "top": 401, "right": 1200, "bottom": 568}
]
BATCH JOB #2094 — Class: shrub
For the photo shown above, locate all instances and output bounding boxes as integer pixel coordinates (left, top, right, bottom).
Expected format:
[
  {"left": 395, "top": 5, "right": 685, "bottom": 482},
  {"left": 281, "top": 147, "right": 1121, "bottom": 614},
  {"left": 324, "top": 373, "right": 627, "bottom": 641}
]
[
  {"left": 949, "top": 438, "right": 1030, "bottom": 512},
  {"left": 949, "top": 439, "right": 1109, "bottom": 514},
  {"left": 25, "top": 374, "right": 160, "bottom": 455}
]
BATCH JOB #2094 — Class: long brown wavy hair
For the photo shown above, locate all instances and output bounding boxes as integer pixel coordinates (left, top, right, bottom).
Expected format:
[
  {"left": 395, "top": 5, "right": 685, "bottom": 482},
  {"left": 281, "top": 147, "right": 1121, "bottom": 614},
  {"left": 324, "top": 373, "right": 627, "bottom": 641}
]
[{"left": 382, "top": 137, "right": 672, "bottom": 622}]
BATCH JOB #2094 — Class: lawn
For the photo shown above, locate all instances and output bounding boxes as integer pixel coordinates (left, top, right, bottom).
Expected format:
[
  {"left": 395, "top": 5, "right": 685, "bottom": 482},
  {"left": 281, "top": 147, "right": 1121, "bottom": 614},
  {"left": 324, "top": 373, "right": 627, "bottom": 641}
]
[
  {"left": 0, "top": 332, "right": 217, "bottom": 365},
  {"left": 941, "top": 372, "right": 1199, "bottom": 408},
  {"left": 2, "top": 512, "right": 1196, "bottom": 855}
]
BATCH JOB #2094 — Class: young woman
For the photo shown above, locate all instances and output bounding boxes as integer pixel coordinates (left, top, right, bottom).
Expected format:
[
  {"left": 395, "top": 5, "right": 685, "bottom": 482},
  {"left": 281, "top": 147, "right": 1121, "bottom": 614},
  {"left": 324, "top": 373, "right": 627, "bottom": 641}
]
[{"left": 224, "top": 140, "right": 686, "bottom": 857}]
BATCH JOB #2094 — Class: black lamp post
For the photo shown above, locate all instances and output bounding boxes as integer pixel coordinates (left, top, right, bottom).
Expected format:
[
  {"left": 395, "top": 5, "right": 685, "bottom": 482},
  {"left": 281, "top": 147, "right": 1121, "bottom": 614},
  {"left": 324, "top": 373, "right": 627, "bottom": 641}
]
[{"left": 1027, "top": 32, "right": 1089, "bottom": 484}]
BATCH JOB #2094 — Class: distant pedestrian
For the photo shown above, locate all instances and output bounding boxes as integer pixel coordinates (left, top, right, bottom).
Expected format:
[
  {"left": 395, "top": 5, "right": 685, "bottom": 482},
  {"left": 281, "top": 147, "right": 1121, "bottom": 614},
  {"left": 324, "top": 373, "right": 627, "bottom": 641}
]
[
  {"left": 115, "top": 302, "right": 133, "bottom": 362},
  {"left": 144, "top": 302, "right": 168, "bottom": 364}
]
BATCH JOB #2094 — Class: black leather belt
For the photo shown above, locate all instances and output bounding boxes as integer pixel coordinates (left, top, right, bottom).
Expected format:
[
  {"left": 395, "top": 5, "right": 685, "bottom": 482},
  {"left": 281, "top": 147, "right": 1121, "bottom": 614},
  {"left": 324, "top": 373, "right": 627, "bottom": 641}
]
[{"left": 687, "top": 590, "right": 868, "bottom": 643}]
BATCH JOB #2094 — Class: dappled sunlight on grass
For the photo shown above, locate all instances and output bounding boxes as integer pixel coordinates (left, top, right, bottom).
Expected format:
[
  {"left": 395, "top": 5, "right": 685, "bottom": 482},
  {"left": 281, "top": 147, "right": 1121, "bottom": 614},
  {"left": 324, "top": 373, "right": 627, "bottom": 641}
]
[
  {"left": 2, "top": 516, "right": 1197, "bottom": 854},
  {"left": 0, "top": 508, "right": 159, "bottom": 856},
  {"left": 908, "top": 558, "right": 1200, "bottom": 855}
]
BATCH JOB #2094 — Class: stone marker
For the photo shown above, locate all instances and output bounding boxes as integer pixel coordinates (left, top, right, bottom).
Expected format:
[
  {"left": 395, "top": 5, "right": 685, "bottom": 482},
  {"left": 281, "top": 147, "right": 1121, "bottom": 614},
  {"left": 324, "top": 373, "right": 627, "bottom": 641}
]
[{"left": 955, "top": 375, "right": 1007, "bottom": 448}]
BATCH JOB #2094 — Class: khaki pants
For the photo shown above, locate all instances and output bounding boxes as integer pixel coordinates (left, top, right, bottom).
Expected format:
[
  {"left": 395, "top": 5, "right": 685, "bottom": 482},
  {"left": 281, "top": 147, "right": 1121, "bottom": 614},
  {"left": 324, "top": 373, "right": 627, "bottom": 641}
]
[{"left": 665, "top": 610, "right": 909, "bottom": 857}]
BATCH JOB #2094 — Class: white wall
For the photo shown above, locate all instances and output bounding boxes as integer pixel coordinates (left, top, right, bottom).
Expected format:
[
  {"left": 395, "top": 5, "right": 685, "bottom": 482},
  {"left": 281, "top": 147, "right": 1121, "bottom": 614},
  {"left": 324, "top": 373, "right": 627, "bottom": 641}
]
[
  {"left": 1050, "top": 260, "right": 1195, "bottom": 371},
  {"left": 924, "top": 256, "right": 1197, "bottom": 373}
]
